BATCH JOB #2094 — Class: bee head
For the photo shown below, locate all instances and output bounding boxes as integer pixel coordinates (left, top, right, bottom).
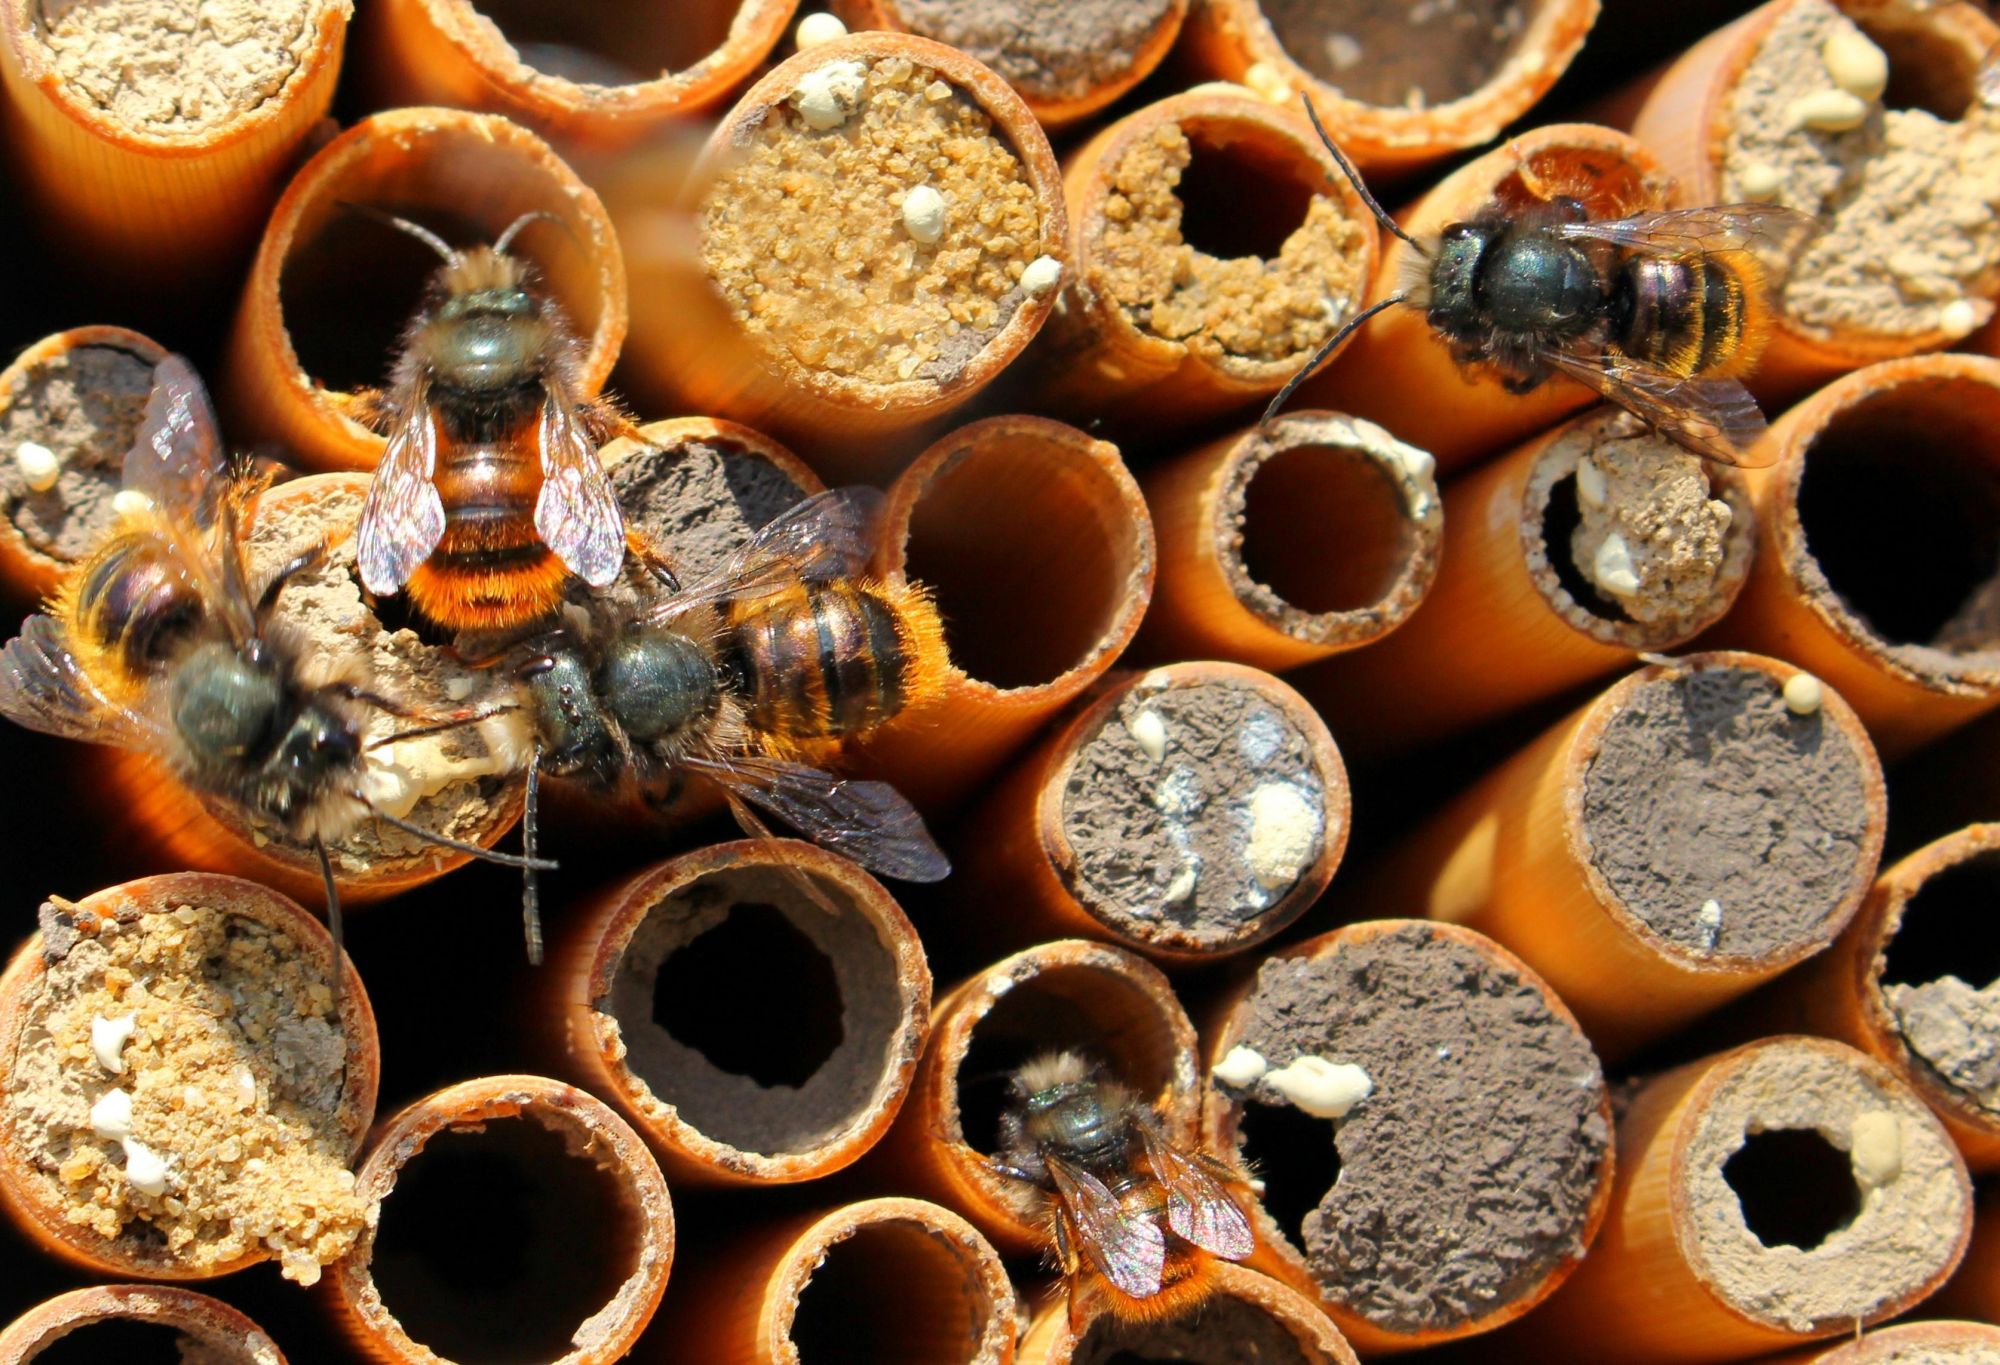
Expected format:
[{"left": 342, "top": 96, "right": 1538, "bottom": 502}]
[{"left": 1426, "top": 221, "right": 1492, "bottom": 338}]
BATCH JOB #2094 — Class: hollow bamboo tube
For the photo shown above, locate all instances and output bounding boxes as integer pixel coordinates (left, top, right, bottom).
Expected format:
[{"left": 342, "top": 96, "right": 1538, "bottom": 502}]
[
  {"left": 870, "top": 939, "right": 1201, "bottom": 1254},
  {"left": 614, "top": 32, "right": 1066, "bottom": 478},
  {"left": 1933, "top": 1193, "right": 2000, "bottom": 1322},
  {"left": 1626, "top": 0, "right": 2000, "bottom": 402},
  {"left": 1136, "top": 410, "right": 1442, "bottom": 670},
  {"left": 0, "top": 0, "right": 348, "bottom": 296},
  {"left": 0, "top": 873, "right": 377, "bottom": 1282},
  {"left": 548, "top": 839, "right": 931, "bottom": 1187},
  {"left": 224, "top": 106, "right": 625, "bottom": 473},
  {"left": 94, "top": 474, "right": 529, "bottom": 909},
  {"left": 1761, "top": 1320, "right": 2000, "bottom": 1364},
  {"left": 1018, "top": 1258, "right": 1358, "bottom": 1365},
  {"left": 1297, "top": 125, "right": 1668, "bottom": 473},
  {"left": 0, "top": 1285, "right": 288, "bottom": 1365},
  {"left": 329, "top": 1074, "right": 673, "bottom": 1365},
  {"left": 1201, "top": 918, "right": 1613, "bottom": 1354},
  {"left": 1354, "top": 651, "right": 1884, "bottom": 1058},
  {"left": 951, "top": 662, "right": 1350, "bottom": 963},
  {"left": 651, "top": 1197, "right": 1015, "bottom": 1365},
  {"left": 834, "top": 0, "right": 1187, "bottom": 129},
  {"left": 0, "top": 327, "right": 166, "bottom": 609},
  {"left": 1178, "top": 0, "right": 1599, "bottom": 174},
  {"left": 360, "top": 0, "right": 798, "bottom": 141},
  {"left": 1293, "top": 406, "right": 1756, "bottom": 755},
  {"left": 1701, "top": 354, "right": 2000, "bottom": 759},
  {"left": 1032, "top": 89, "right": 1381, "bottom": 434},
  {"left": 1513, "top": 1036, "right": 1973, "bottom": 1364}
]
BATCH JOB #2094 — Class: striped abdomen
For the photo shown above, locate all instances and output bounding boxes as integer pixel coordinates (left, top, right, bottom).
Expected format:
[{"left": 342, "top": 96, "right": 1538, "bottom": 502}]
[
  {"left": 58, "top": 531, "right": 204, "bottom": 699},
  {"left": 405, "top": 436, "right": 569, "bottom": 632},
  {"left": 1614, "top": 252, "right": 1762, "bottom": 379}
]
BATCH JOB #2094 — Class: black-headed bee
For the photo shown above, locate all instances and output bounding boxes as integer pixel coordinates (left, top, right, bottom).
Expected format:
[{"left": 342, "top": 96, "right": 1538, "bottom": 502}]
[
  {"left": 509, "top": 486, "right": 950, "bottom": 963},
  {"left": 1269, "top": 98, "right": 1814, "bottom": 466},
  {"left": 354, "top": 212, "right": 641, "bottom": 636},
  {"left": 989, "top": 1051, "right": 1255, "bottom": 1327}
]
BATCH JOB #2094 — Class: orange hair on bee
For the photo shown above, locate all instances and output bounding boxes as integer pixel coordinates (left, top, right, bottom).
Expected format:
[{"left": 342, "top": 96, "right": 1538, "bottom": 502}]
[
  {"left": 1704, "top": 250, "right": 1777, "bottom": 379},
  {"left": 404, "top": 550, "right": 572, "bottom": 634},
  {"left": 1078, "top": 1247, "right": 1223, "bottom": 1324},
  {"left": 876, "top": 576, "right": 949, "bottom": 714}
]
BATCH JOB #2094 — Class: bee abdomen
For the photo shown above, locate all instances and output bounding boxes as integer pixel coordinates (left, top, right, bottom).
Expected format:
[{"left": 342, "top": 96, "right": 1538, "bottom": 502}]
[
  {"left": 723, "top": 581, "right": 931, "bottom": 744},
  {"left": 408, "top": 446, "right": 567, "bottom": 632},
  {"left": 1617, "top": 255, "right": 1746, "bottom": 379},
  {"left": 62, "top": 537, "right": 204, "bottom": 691}
]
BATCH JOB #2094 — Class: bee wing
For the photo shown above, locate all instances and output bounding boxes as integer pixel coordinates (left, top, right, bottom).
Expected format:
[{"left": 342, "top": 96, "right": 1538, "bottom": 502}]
[
  {"left": 0, "top": 614, "right": 161, "bottom": 749},
  {"left": 1136, "top": 1114, "right": 1256, "bottom": 1261},
  {"left": 533, "top": 383, "right": 625, "bottom": 587},
  {"left": 646, "top": 488, "right": 884, "bottom": 621},
  {"left": 681, "top": 751, "right": 950, "bottom": 882},
  {"left": 1546, "top": 349, "right": 1775, "bottom": 468},
  {"left": 356, "top": 387, "right": 446, "bottom": 596},
  {"left": 1554, "top": 205, "right": 1815, "bottom": 287},
  {"left": 1045, "top": 1154, "right": 1168, "bottom": 1301},
  {"left": 122, "top": 356, "right": 230, "bottom": 534}
]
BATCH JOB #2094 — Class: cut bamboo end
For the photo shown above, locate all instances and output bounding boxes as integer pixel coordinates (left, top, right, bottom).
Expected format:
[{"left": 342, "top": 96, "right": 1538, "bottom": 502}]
[
  {"left": 834, "top": 0, "right": 1187, "bottom": 129},
  {"left": 329, "top": 1074, "right": 673, "bottom": 1365},
  {"left": 0, "top": 1285, "right": 288, "bottom": 1365},
  {"left": 361, "top": 0, "right": 798, "bottom": 140},
  {"left": 97, "top": 474, "right": 529, "bottom": 908},
  {"left": 1296, "top": 406, "right": 1756, "bottom": 754},
  {"left": 1299, "top": 125, "right": 1668, "bottom": 472},
  {"left": 616, "top": 32, "right": 1067, "bottom": 470},
  {"left": 1202, "top": 918, "right": 1613, "bottom": 1353},
  {"left": 1516, "top": 1036, "right": 1972, "bottom": 1364},
  {"left": 872, "top": 939, "right": 1201, "bottom": 1254},
  {"left": 1136, "top": 411, "right": 1443, "bottom": 670},
  {"left": 0, "top": 327, "right": 165, "bottom": 609},
  {"left": 854, "top": 415, "right": 1156, "bottom": 813},
  {"left": 1626, "top": 0, "right": 2000, "bottom": 401},
  {"left": 954, "top": 661, "right": 1350, "bottom": 962},
  {"left": 1934, "top": 1192, "right": 2000, "bottom": 1322},
  {"left": 551, "top": 840, "right": 931, "bottom": 1186},
  {"left": 1355, "top": 651, "right": 1885, "bottom": 1058},
  {"left": 0, "top": 873, "right": 376, "bottom": 1283},
  {"left": 1019, "top": 1258, "right": 1358, "bottom": 1365},
  {"left": 224, "top": 106, "right": 625, "bottom": 473},
  {"left": 0, "top": 0, "right": 349, "bottom": 290},
  {"left": 1178, "top": 0, "right": 1599, "bottom": 173},
  {"left": 1036, "top": 88, "right": 1380, "bottom": 434},
  {"left": 1703, "top": 354, "right": 2000, "bottom": 759},
  {"left": 659, "top": 1197, "right": 1015, "bottom": 1365},
  {"left": 1761, "top": 1320, "right": 2000, "bottom": 1364}
]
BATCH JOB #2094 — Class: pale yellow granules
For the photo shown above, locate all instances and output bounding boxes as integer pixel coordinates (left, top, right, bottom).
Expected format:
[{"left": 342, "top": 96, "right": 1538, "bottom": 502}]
[
  {"left": 1564, "top": 413, "right": 1734, "bottom": 629},
  {"left": 1096, "top": 123, "right": 1367, "bottom": 365},
  {"left": 702, "top": 56, "right": 1044, "bottom": 387},
  {"left": 6, "top": 906, "right": 366, "bottom": 1284}
]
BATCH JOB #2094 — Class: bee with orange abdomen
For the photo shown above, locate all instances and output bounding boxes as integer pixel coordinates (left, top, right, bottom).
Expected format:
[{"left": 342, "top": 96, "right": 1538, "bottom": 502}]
[
  {"left": 355, "top": 212, "right": 637, "bottom": 636},
  {"left": 990, "top": 1051, "right": 1255, "bottom": 1327}
]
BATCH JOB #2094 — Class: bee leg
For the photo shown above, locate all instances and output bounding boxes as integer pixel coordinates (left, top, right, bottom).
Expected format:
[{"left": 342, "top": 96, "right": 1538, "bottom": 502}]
[
  {"left": 254, "top": 540, "right": 333, "bottom": 618},
  {"left": 312, "top": 836, "right": 345, "bottom": 1022},
  {"left": 523, "top": 745, "right": 545, "bottom": 967},
  {"left": 626, "top": 527, "right": 680, "bottom": 593}
]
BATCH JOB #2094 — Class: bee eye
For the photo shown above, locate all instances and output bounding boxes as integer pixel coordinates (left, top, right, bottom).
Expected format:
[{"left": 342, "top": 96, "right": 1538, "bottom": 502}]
[{"left": 171, "top": 647, "right": 279, "bottom": 759}]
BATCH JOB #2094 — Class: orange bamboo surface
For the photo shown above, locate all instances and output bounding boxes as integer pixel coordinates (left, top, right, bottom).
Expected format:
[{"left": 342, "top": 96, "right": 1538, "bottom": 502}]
[
  {"left": 0, "top": 1285, "right": 288, "bottom": 1364},
  {"left": 1017, "top": 1258, "right": 1358, "bottom": 1364},
  {"left": 1933, "top": 1193, "right": 2000, "bottom": 1323},
  {"left": 1761, "top": 1320, "right": 2000, "bottom": 1364}
]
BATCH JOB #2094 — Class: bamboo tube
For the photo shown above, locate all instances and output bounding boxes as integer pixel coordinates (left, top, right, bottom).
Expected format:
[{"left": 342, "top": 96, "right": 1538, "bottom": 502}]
[
  {"left": 833, "top": 0, "right": 1187, "bottom": 129},
  {"left": 1018, "top": 1258, "right": 1358, "bottom": 1365},
  {"left": 1294, "top": 406, "right": 1756, "bottom": 754},
  {"left": 651, "top": 1197, "right": 1015, "bottom": 1364},
  {"left": 1353, "top": 652, "right": 1885, "bottom": 1058},
  {"left": 1513, "top": 1036, "right": 1973, "bottom": 1364},
  {"left": 1890, "top": 709, "right": 2000, "bottom": 855},
  {"left": 94, "top": 474, "right": 530, "bottom": 910},
  {"left": 1933, "top": 1192, "right": 2000, "bottom": 1323},
  {"left": 0, "top": 328, "right": 166, "bottom": 609},
  {"left": 1032, "top": 88, "right": 1381, "bottom": 434},
  {"left": 0, "top": 873, "right": 376, "bottom": 1283},
  {"left": 1297, "top": 125, "right": 1669, "bottom": 473},
  {"left": 1201, "top": 918, "right": 1613, "bottom": 1353},
  {"left": 1625, "top": 0, "right": 2000, "bottom": 402},
  {"left": 951, "top": 662, "right": 1350, "bottom": 963},
  {"left": 1136, "top": 410, "right": 1442, "bottom": 670},
  {"left": 614, "top": 32, "right": 1067, "bottom": 479},
  {"left": 224, "top": 106, "right": 625, "bottom": 473},
  {"left": 329, "top": 1074, "right": 673, "bottom": 1365},
  {"left": 1701, "top": 355, "right": 2000, "bottom": 759},
  {"left": 0, "top": 0, "right": 349, "bottom": 297},
  {"left": 848, "top": 415, "right": 1154, "bottom": 813},
  {"left": 359, "top": 0, "right": 797, "bottom": 141},
  {"left": 870, "top": 939, "right": 1201, "bottom": 1254},
  {"left": 1178, "top": 0, "right": 1599, "bottom": 174},
  {"left": 1761, "top": 1320, "right": 2000, "bottom": 1364},
  {"left": 0, "top": 1285, "right": 288, "bottom": 1365},
  {"left": 547, "top": 840, "right": 931, "bottom": 1187}
]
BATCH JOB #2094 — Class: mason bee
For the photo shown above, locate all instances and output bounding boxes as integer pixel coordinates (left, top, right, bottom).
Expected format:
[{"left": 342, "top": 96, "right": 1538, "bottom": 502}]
[
  {"left": 990, "top": 1051, "right": 1255, "bottom": 1327},
  {"left": 509, "top": 486, "right": 950, "bottom": 963},
  {"left": 1268, "top": 98, "right": 1814, "bottom": 466}
]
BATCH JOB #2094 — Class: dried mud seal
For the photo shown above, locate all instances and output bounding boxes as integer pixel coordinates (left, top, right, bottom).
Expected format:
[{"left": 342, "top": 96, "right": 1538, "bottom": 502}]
[{"left": 0, "top": 342, "right": 154, "bottom": 566}]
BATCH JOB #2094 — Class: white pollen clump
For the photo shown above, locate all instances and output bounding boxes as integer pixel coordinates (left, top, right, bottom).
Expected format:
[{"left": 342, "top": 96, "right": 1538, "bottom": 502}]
[
  {"left": 1708, "top": 498, "right": 1734, "bottom": 529},
  {"left": 1243, "top": 61, "right": 1292, "bottom": 102},
  {"left": 1213, "top": 1045, "right": 1270, "bottom": 1088},
  {"left": 1162, "top": 862, "right": 1199, "bottom": 904},
  {"left": 1737, "top": 161, "right": 1784, "bottom": 200},
  {"left": 1783, "top": 672, "right": 1824, "bottom": 715},
  {"left": 1126, "top": 707, "right": 1167, "bottom": 762},
  {"left": 1243, "top": 783, "right": 1319, "bottom": 890},
  {"left": 902, "top": 185, "right": 947, "bottom": 245},
  {"left": 1821, "top": 27, "right": 1888, "bottom": 101},
  {"left": 1940, "top": 298, "right": 1981, "bottom": 337},
  {"left": 360, "top": 709, "right": 533, "bottom": 819},
  {"left": 1696, "top": 898, "right": 1723, "bottom": 947},
  {"left": 121, "top": 1137, "right": 171, "bottom": 1196},
  {"left": 1574, "top": 455, "right": 1608, "bottom": 508},
  {"left": 112, "top": 489, "right": 153, "bottom": 519},
  {"left": 791, "top": 59, "right": 868, "bottom": 130},
  {"left": 91, "top": 1012, "right": 136, "bottom": 1074},
  {"left": 1591, "top": 530, "right": 1642, "bottom": 598},
  {"left": 1019, "top": 254, "right": 1063, "bottom": 298},
  {"left": 443, "top": 675, "right": 474, "bottom": 703},
  {"left": 1789, "top": 88, "right": 1869, "bottom": 132},
  {"left": 794, "top": 10, "right": 847, "bottom": 48},
  {"left": 90, "top": 1087, "right": 134, "bottom": 1140},
  {"left": 15, "top": 440, "right": 59, "bottom": 492},
  {"left": 1850, "top": 1111, "right": 1902, "bottom": 1188},
  {"left": 1265, "top": 1056, "right": 1372, "bottom": 1118}
]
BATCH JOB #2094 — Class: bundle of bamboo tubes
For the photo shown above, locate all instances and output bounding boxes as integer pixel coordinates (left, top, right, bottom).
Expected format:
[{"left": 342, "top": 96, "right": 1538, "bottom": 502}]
[{"left": 4, "top": 2, "right": 2000, "bottom": 1363}]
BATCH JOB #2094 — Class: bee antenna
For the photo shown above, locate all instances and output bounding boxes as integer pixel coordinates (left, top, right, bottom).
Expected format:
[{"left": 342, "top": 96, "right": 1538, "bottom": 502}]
[
  {"left": 1261, "top": 293, "right": 1407, "bottom": 425},
  {"left": 494, "top": 210, "right": 570, "bottom": 257},
  {"left": 363, "top": 705, "right": 521, "bottom": 751},
  {"left": 312, "top": 837, "right": 346, "bottom": 1023},
  {"left": 1300, "top": 95, "right": 1424, "bottom": 253},
  {"left": 342, "top": 203, "right": 459, "bottom": 265},
  {"left": 351, "top": 795, "right": 561, "bottom": 871}
]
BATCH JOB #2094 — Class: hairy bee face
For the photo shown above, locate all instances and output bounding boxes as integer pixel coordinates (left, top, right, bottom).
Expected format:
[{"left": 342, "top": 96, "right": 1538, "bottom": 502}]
[
  {"left": 524, "top": 648, "right": 616, "bottom": 775},
  {"left": 171, "top": 643, "right": 280, "bottom": 761},
  {"left": 425, "top": 287, "right": 548, "bottom": 393},
  {"left": 598, "top": 631, "right": 718, "bottom": 744},
  {"left": 264, "top": 701, "right": 364, "bottom": 817}
]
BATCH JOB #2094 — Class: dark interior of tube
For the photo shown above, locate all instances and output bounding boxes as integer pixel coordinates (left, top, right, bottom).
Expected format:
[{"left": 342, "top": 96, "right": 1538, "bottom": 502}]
[
  {"left": 474, "top": 0, "right": 737, "bottom": 84},
  {"left": 1260, "top": 0, "right": 1535, "bottom": 107},
  {"left": 1882, "top": 850, "right": 2000, "bottom": 991},
  {"left": 1721, "top": 1127, "right": 1862, "bottom": 1252},
  {"left": 30, "top": 1322, "right": 203, "bottom": 1365},
  {"left": 1174, "top": 129, "right": 1318, "bottom": 262},
  {"left": 1233, "top": 1098, "right": 1342, "bottom": 1250},
  {"left": 788, "top": 1221, "right": 993, "bottom": 1364},
  {"left": 1242, "top": 443, "right": 1417, "bottom": 615}
]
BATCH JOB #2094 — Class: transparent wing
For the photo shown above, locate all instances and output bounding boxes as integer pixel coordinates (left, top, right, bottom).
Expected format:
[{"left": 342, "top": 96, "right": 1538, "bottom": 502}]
[
  {"left": 1546, "top": 349, "right": 1773, "bottom": 468},
  {"left": 533, "top": 383, "right": 625, "bottom": 587},
  {"left": 682, "top": 751, "right": 950, "bottom": 882},
  {"left": 644, "top": 487, "right": 884, "bottom": 623},
  {"left": 356, "top": 386, "right": 446, "bottom": 595},
  {"left": 0, "top": 615, "right": 161, "bottom": 749},
  {"left": 1553, "top": 204, "right": 1815, "bottom": 262},
  {"left": 1046, "top": 1154, "right": 1167, "bottom": 1301},
  {"left": 122, "top": 355, "right": 230, "bottom": 535},
  {"left": 1136, "top": 1114, "right": 1256, "bottom": 1261}
]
